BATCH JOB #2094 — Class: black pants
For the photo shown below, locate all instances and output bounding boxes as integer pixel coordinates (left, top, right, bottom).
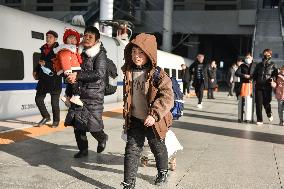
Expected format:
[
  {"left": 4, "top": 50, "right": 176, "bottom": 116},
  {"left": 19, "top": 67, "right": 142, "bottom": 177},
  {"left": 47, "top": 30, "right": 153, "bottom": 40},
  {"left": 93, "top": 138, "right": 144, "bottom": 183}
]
[
  {"left": 195, "top": 80, "right": 204, "bottom": 104},
  {"left": 183, "top": 82, "right": 190, "bottom": 95},
  {"left": 35, "top": 90, "right": 61, "bottom": 122},
  {"left": 207, "top": 88, "right": 214, "bottom": 99},
  {"left": 228, "top": 82, "right": 235, "bottom": 96},
  {"left": 255, "top": 89, "right": 272, "bottom": 122},
  {"left": 74, "top": 129, "right": 107, "bottom": 152},
  {"left": 124, "top": 117, "right": 168, "bottom": 184},
  {"left": 234, "top": 82, "right": 242, "bottom": 99}
]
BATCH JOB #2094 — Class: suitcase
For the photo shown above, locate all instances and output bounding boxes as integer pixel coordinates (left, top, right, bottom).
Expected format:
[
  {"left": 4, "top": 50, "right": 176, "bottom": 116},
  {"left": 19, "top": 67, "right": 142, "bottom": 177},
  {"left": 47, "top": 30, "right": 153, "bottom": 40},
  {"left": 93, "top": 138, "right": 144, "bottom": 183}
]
[{"left": 238, "top": 82, "right": 254, "bottom": 123}]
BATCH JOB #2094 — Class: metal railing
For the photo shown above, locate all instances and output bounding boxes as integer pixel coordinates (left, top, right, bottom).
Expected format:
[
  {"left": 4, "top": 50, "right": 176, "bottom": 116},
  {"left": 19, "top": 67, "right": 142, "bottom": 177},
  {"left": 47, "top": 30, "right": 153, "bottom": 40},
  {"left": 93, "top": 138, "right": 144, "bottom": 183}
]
[
  {"left": 60, "top": 1, "right": 97, "bottom": 23},
  {"left": 251, "top": 0, "right": 259, "bottom": 58},
  {"left": 279, "top": 6, "right": 284, "bottom": 40}
]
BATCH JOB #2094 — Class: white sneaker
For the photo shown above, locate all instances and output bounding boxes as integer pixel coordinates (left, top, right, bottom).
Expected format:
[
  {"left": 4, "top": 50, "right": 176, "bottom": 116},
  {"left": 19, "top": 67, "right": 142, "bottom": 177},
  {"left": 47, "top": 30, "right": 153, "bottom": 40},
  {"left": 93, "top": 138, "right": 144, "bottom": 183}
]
[
  {"left": 61, "top": 96, "right": 71, "bottom": 107},
  {"left": 70, "top": 95, "right": 83, "bottom": 106},
  {"left": 196, "top": 104, "right": 202, "bottom": 109},
  {"left": 268, "top": 116, "right": 273, "bottom": 122},
  {"left": 256, "top": 122, "right": 263, "bottom": 125}
]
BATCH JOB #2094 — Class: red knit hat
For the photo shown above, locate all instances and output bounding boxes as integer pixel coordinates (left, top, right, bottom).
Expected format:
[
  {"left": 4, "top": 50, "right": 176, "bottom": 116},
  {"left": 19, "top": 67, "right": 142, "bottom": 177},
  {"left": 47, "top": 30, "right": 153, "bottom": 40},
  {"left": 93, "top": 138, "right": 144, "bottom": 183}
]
[{"left": 63, "top": 28, "right": 80, "bottom": 46}]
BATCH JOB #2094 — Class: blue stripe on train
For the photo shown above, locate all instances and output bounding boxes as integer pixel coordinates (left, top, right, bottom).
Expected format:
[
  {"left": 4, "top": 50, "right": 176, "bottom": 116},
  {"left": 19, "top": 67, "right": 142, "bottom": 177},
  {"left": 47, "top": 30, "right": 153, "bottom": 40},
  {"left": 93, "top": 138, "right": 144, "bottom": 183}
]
[{"left": 0, "top": 80, "right": 182, "bottom": 91}]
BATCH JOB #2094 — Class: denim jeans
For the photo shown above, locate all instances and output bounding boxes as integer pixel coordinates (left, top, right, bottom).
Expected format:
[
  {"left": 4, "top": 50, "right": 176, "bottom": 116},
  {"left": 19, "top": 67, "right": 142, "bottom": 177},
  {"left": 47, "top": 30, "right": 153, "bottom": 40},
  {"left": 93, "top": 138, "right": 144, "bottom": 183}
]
[{"left": 124, "top": 116, "right": 168, "bottom": 184}]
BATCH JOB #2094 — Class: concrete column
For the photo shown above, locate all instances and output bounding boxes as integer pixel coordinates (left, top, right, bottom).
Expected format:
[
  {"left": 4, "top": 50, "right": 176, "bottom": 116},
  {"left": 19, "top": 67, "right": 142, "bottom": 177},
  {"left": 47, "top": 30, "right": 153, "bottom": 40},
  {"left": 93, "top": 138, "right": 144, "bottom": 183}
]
[
  {"left": 162, "top": 0, "right": 173, "bottom": 52},
  {"left": 100, "top": 0, "right": 113, "bottom": 37}
]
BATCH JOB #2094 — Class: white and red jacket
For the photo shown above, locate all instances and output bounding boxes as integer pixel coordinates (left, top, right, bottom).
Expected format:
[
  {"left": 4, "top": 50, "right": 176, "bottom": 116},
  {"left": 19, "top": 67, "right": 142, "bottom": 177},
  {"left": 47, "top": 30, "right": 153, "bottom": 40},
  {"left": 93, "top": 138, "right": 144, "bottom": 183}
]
[{"left": 53, "top": 44, "right": 82, "bottom": 75}]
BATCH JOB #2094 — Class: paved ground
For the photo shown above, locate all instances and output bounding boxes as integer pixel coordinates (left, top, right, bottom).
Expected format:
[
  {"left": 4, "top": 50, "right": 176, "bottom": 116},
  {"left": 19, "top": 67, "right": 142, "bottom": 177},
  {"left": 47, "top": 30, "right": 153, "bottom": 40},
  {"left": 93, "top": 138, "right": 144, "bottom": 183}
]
[{"left": 1, "top": 92, "right": 284, "bottom": 189}]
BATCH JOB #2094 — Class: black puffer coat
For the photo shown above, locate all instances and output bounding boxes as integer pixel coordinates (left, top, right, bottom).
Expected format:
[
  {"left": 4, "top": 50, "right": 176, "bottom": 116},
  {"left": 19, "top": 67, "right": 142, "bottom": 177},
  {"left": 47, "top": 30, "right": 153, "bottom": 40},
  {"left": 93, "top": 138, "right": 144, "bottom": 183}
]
[
  {"left": 181, "top": 67, "right": 191, "bottom": 83},
  {"left": 252, "top": 60, "right": 278, "bottom": 90},
  {"left": 206, "top": 66, "right": 217, "bottom": 89},
  {"left": 34, "top": 42, "right": 62, "bottom": 93},
  {"left": 65, "top": 42, "right": 107, "bottom": 132}
]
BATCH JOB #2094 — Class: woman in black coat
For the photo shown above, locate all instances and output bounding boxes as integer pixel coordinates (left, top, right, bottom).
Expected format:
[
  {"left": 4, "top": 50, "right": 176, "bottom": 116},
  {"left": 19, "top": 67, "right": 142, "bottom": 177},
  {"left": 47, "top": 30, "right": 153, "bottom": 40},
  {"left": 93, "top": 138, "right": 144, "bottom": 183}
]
[
  {"left": 65, "top": 26, "right": 108, "bottom": 158},
  {"left": 207, "top": 60, "right": 217, "bottom": 99}
]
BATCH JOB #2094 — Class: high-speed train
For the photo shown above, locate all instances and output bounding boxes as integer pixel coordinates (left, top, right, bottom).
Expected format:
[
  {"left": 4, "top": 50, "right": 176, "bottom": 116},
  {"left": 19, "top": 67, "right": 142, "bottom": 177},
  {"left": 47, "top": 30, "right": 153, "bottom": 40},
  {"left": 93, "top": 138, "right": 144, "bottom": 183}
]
[{"left": 0, "top": 5, "right": 192, "bottom": 120}]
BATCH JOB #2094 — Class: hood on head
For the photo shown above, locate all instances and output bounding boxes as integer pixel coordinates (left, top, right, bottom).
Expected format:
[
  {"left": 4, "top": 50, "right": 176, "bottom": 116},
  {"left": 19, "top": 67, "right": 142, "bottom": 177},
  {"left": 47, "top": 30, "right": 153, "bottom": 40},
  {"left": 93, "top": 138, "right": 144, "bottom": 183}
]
[{"left": 123, "top": 33, "right": 157, "bottom": 72}]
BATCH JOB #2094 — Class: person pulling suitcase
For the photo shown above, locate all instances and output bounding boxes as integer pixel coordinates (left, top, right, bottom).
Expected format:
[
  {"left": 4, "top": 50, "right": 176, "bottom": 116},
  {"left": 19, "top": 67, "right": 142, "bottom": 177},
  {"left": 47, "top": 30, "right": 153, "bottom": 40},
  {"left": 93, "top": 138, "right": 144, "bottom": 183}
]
[{"left": 235, "top": 53, "right": 256, "bottom": 123}]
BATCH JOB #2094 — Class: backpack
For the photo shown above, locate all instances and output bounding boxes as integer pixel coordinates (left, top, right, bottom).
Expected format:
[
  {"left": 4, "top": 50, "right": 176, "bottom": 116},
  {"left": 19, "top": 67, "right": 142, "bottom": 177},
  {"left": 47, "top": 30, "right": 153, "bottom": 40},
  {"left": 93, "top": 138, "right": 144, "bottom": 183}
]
[
  {"left": 153, "top": 67, "right": 184, "bottom": 120},
  {"left": 105, "top": 58, "right": 118, "bottom": 96}
]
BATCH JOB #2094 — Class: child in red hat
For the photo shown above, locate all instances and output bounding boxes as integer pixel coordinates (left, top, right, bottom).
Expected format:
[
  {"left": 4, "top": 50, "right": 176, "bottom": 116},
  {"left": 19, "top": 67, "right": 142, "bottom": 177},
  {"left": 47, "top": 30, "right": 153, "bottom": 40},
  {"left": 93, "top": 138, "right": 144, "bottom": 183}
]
[{"left": 53, "top": 28, "right": 83, "bottom": 107}]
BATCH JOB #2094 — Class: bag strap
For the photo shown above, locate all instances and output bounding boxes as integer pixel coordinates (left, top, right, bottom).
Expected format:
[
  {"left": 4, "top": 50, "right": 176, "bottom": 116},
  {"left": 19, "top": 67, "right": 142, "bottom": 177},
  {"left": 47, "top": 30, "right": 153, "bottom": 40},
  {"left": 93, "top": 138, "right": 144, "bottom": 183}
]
[{"left": 153, "top": 66, "right": 161, "bottom": 87}]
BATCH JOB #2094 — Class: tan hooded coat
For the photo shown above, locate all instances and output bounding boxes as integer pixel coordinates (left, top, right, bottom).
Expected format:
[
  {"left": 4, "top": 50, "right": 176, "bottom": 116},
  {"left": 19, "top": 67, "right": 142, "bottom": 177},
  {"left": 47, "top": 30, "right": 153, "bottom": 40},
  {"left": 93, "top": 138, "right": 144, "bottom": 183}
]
[{"left": 122, "top": 33, "right": 174, "bottom": 139}]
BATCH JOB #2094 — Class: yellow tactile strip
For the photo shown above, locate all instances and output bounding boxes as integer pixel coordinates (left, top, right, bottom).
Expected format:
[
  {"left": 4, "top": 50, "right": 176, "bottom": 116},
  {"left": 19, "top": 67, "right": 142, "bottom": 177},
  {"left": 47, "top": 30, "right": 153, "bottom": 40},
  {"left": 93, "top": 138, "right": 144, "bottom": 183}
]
[{"left": 0, "top": 109, "right": 122, "bottom": 145}]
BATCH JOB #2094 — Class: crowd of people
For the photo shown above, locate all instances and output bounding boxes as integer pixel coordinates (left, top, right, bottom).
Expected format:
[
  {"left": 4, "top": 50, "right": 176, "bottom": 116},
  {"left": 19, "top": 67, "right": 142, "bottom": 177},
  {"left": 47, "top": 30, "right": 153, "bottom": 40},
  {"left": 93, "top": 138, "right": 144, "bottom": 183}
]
[
  {"left": 32, "top": 26, "right": 283, "bottom": 188},
  {"left": 32, "top": 28, "right": 184, "bottom": 189},
  {"left": 181, "top": 49, "right": 283, "bottom": 126}
]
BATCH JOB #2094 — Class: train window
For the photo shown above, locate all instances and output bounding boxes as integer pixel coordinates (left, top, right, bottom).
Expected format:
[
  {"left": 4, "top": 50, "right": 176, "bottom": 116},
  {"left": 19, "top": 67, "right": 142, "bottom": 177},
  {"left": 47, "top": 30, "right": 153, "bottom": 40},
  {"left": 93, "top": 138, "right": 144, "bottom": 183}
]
[
  {"left": 172, "top": 69, "right": 177, "bottom": 78},
  {"left": 0, "top": 48, "right": 24, "bottom": 80},
  {"left": 70, "top": 6, "right": 88, "bottom": 11},
  {"left": 70, "top": 0, "right": 88, "bottom": 2},
  {"left": 178, "top": 70, "right": 183, "bottom": 79},
  {"left": 164, "top": 68, "right": 170, "bottom": 75},
  {"left": 37, "top": 6, "right": 53, "bottom": 11},
  {"left": 33, "top": 52, "right": 42, "bottom": 71},
  {"left": 5, "top": 0, "right": 21, "bottom": 3},
  {"left": 37, "top": 0, "right": 53, "bottom": 3},
  {"left": 31, "top": 31, "right": 44, "bottom": 40}
]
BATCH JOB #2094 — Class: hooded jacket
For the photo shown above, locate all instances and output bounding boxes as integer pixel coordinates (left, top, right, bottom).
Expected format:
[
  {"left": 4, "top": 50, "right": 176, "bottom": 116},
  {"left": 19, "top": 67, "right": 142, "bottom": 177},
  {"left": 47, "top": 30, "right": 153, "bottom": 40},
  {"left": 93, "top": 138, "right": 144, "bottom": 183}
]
[{"left": 122, "top": 33, "right": 174, "bottom": 139}]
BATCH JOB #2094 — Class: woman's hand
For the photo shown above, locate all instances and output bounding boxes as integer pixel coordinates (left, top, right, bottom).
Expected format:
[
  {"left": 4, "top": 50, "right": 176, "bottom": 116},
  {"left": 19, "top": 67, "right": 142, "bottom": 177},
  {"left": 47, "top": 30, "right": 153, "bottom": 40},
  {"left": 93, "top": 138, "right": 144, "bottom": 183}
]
[
  {"left": 66, "top": 73, "right": 77, "bottom": 84},
  {"left": 144, "top": 115, "right": 155, "bottom": 127}
]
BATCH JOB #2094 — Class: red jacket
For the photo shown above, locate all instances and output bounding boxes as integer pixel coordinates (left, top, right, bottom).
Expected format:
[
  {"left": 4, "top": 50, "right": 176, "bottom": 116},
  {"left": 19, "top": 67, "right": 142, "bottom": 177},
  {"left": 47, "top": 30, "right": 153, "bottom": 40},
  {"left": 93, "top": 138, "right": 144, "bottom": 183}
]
[{"left": 53, "top": 44, "right": 82, "bottom": 75}]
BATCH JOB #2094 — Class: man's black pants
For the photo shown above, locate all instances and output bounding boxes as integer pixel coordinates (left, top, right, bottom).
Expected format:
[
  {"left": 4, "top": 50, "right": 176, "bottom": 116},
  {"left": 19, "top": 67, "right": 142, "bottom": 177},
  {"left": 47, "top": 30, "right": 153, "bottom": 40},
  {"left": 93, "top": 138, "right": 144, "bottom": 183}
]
[
  {"left": 255, "top": 88, "right": 272, "bottom": 122},
  {"left": 195, "top": 80, "right": 204, "bottom": 104},
  {"left": 35, "top": 90, "right": 61, "bottom": 122}
]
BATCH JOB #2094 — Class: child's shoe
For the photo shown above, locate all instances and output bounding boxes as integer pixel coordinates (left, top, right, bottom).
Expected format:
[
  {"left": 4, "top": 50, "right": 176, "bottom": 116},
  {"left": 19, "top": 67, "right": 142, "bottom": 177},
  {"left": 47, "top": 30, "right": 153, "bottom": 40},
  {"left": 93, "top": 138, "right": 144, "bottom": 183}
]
[
  {"left": 169, "top": 157, "right": 176, "bottom": 171},
  {"left": 155, "top": 170, "right": 168, "bottom": 186},
  {"left": 61, "top": 96, "right": 71, "bottom": 107},
  {"left": 70, "top": 95, "right": 83, "bottom": 106}
]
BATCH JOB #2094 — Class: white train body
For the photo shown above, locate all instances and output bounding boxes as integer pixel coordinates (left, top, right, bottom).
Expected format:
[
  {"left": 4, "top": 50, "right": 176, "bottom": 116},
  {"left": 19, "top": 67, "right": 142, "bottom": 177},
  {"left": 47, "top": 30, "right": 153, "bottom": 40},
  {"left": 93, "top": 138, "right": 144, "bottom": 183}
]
[{"left": 0, "top": 5, "right": 192, "bottom": 120}]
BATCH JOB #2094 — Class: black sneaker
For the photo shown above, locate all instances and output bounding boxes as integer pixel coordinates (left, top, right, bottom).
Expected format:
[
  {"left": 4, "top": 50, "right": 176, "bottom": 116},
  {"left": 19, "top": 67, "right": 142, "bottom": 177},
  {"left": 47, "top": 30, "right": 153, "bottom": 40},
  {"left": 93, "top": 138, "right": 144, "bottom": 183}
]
[
  {"left": 121, "top": 181, "right": 135, "bottom": 189},
  {"left": 155, "top": 170, "right": 168, "bottom": 186},
  {"left": 73, "top": 150, "right": 88, "bottom": 158},
  {"left": 36, "top": 117, "right": 51, "bottom": 127},
  {"left": 51, "top": 121, "right": 59, "bottom": 128},
  {"left": 97, "top": 134, "right": 108, "bottom": 153}
]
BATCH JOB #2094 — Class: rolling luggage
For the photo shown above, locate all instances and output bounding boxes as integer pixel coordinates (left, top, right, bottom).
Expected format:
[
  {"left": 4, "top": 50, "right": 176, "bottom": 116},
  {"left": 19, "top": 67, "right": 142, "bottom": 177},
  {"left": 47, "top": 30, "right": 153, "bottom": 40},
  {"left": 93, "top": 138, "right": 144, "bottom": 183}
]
[{"left": 238, "top": 82, "right": 254, "bottom": 123}]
